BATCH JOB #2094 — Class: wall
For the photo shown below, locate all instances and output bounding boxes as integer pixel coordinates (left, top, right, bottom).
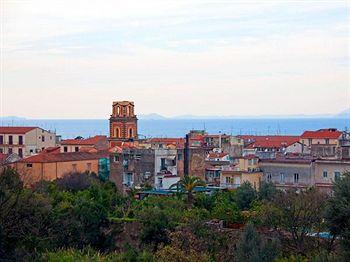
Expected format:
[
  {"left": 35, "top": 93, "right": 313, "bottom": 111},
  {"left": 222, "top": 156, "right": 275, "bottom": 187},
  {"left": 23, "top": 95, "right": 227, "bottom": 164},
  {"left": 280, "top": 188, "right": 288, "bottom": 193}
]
[
  {"left": 14, "top": 159, "right": 99, "bottom": 186},
  {"left": 260, "top": 161, "right": 314, "bottom": 189}
]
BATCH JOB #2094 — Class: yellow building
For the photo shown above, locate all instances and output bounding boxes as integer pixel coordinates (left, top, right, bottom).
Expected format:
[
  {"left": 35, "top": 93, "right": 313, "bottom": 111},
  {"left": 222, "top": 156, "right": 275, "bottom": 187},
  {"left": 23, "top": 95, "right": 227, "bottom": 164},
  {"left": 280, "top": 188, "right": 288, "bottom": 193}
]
[
  {"left": 11, "top": 151, "right": 109, "bottom": 186},
  {"left": 220, "top": 155, "right": 262, "bottom": 190}
]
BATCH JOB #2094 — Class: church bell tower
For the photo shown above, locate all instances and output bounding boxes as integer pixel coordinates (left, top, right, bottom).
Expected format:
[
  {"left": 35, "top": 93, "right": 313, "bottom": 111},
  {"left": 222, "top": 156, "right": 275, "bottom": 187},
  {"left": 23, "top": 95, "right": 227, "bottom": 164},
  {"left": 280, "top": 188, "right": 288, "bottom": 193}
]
[{"left": 109, "top": 101, "right": 138, "bottom": 141}]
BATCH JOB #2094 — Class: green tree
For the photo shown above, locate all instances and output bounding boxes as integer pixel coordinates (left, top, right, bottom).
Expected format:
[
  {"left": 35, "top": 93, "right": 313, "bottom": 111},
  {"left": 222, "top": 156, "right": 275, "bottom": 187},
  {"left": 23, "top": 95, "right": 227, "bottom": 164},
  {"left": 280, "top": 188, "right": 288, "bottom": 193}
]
[
  {"left": 236, "top": 223, "right": 280, "bottom": 262},
  {"left": 171, "top": 176, "right": 206, "bottom": 205},
  {"left": 261, "top": 188, "right": 328, "bottom": 255},
  {"left": 325, "top": 171, "right": 350, "bottom": 259},
  {"left": 235, "top": 181, "right": 257, "bottom": 210},
  {"left": 258, "top": 182, "right": 277, "bottom": 201}
]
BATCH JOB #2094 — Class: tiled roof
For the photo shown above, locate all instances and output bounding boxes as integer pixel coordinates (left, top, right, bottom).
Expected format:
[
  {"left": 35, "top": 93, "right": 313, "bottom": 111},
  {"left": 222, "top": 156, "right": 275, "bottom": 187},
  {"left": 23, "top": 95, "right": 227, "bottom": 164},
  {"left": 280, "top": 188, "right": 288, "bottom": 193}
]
[
  {"left": 61, "top": 135, "right": 107, "bottom": 145},
  {"left": 0, "top": 126, "right": 36, "bottom": 134},
  {"left": 20, "top": 151, "right": 109, "bottom": 163},
  {"left": 301, "top": 129, "right": 342, "bottom": 139},
  {"left": 208, "top": 152, "right": 229, "bottom": 158},
  {"left": 42, "top": 147, "right": 60, "bottom": 154},
  {"left": 242, "top": 136, "right": 299, "bottom": 149},
  {"left": 109, "top": 141, "right": 137, "bottom": 148}
]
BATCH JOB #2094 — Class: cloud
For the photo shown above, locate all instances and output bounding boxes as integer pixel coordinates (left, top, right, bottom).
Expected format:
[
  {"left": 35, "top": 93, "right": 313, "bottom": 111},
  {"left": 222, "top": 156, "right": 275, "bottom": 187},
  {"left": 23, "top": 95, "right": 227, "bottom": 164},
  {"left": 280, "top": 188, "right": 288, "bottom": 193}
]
[{"left": 1, "top": 0, "right": 349, "bottom": 118}]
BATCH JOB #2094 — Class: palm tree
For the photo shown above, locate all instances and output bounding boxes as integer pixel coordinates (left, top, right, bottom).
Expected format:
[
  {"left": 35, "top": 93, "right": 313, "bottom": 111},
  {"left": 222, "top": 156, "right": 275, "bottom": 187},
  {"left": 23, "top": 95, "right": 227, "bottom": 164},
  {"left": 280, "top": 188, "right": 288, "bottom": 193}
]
[{"left": 170, "top": 176, "right": 206, "bottom": 205}]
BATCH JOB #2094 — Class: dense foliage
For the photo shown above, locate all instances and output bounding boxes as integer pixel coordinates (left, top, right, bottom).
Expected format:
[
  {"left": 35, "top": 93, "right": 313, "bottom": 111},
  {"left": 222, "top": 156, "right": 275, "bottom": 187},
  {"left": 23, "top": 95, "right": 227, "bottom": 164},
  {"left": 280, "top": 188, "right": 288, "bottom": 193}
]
[{"left": 1, "top": 168, "right": 349, "bottom": 261}]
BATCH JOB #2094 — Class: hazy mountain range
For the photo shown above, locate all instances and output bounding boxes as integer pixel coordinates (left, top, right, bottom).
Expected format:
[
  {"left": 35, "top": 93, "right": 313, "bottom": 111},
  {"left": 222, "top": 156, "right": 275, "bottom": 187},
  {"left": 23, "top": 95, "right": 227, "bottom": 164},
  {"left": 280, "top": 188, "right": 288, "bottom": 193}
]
[
  {"left": 1, "top": 109, "right": 349, "bottom": 120},
  {"left": 138, "top": 108, "right": 350, "bottom": 120}
]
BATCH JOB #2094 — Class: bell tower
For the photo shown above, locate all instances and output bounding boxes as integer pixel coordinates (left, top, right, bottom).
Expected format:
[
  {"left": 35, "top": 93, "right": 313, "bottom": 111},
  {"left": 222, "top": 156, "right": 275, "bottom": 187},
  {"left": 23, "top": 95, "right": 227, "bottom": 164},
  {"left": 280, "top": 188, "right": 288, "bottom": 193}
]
[{"left": 109, "top": 101, "right": 138, "bottom": 141}]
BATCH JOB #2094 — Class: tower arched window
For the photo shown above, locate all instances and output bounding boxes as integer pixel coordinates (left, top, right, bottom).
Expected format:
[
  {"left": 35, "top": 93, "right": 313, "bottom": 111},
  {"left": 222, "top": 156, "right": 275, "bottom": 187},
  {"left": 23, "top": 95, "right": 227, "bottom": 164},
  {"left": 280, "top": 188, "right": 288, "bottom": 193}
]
[
  {"left": 117, "top": 106, "right": 120, "bottom": 116},
  {"left": 115, "top": 127, "right": 120, "bottom": 138},
  {"left": 129, "top": 128, "right": 133, "bottom": 138}
]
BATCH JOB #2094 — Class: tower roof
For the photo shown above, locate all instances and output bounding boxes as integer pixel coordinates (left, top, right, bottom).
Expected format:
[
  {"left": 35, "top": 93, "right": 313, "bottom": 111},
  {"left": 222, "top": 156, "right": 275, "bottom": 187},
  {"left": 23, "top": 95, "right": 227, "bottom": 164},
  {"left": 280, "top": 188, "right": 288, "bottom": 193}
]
[{"left": 112, "top": 101, "right": 134, "bottom": 106}]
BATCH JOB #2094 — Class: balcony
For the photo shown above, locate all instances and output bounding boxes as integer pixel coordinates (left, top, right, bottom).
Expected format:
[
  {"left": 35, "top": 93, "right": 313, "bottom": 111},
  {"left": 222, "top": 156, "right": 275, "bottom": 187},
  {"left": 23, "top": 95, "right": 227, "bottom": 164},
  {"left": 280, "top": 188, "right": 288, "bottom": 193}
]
[{"left": 219, "top": 183, "right": 240, "bottom": 189}]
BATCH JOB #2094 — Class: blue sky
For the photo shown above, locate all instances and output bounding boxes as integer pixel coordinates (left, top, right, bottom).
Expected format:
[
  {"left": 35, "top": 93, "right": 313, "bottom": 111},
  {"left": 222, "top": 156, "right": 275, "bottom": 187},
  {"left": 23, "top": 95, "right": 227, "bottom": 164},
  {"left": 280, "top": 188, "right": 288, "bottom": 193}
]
[{"left": 1, "top": 0, "right": 349, "bottom": 118}]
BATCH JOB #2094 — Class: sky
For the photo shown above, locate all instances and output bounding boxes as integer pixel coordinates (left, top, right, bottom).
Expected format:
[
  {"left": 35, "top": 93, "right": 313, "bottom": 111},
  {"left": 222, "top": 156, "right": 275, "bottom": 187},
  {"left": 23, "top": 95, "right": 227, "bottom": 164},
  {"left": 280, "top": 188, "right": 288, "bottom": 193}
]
[{"left": 1, "top": 0, "right": 349, "bottom": 119}]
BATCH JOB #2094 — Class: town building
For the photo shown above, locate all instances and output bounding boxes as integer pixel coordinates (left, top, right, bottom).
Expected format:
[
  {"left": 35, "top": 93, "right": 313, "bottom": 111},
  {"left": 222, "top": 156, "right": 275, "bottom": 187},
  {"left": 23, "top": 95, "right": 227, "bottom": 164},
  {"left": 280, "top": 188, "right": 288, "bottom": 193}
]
[
  {"left": 109, "top": 101, "right": 138, "bottom": 141},
  {"left": 219, "top": 155, "right": 263, "bottom": 190},
  {"left": 60, "top": 135, "right": 108, "bottom": 153},
  {"left": 300, "top": 128, "right": 342, "bottom": 157},
  {"left": 260, "top": 156, "right": 350, "bottom": 192},
  {"left": 11, "top": 151, "right": 109, "bottom": 186},
  {"left": 109, "top": 146, "right": 155, "bottom": 192},
  {"left": 239, "top": 135, "right": 301, "bottom": 159},
  {"left": 0, "top": 127, "right": 56, "bottom": 157}
]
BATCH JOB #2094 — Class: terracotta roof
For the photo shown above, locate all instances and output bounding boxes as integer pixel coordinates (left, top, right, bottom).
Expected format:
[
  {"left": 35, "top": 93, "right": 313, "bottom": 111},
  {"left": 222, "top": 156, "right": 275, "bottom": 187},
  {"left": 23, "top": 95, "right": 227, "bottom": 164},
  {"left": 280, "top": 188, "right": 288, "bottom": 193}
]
[
  {"left": 208, "top": 152, "right": 229, "bottom": 158},
  {"left": 242, "top": 136, "right": 299, "bottom": 149},
  {"left": 301, "top": 129, "right": 342, "bottom": 139},
  {"left": 61, "top": 135, "right": 107, "bottom": 145},
  {"left": 42, "top": 147, "right": 60, "bottom": 154},
  {"left": 20, "top": 151, "right": 109, "bottom": 163},
  {"left": 0, "top": 126, "right": 36, "bottom": 134}
]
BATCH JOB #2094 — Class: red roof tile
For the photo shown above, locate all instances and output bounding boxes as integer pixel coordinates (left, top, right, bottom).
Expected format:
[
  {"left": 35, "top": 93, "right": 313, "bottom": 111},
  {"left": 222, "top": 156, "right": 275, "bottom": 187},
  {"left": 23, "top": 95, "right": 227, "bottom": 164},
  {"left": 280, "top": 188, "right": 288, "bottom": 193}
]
[
  {"left": 0, "top": 126, "right": 36, "bottom": 134},
  {"left": 301, "top": 129, "right": 342, "bottom": 139},
  {"left": 20, "top": 151, "right": 109, "bottom": 163},
  {"left": 61, "top": 135, "right": 107, "bottom": 145},
  {"left": 208, "top": 152, "right": 229, "bottom": 159},
  {"left": 241, "top": 136, "right": 299, "bottom": 149}
]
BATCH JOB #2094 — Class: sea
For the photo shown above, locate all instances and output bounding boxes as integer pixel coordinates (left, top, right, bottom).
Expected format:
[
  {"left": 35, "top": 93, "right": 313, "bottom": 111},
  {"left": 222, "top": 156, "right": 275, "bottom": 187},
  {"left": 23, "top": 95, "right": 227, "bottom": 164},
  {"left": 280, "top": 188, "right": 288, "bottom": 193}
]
[{"left": 1, "top": 118, "right": 349, "bottom": 139}]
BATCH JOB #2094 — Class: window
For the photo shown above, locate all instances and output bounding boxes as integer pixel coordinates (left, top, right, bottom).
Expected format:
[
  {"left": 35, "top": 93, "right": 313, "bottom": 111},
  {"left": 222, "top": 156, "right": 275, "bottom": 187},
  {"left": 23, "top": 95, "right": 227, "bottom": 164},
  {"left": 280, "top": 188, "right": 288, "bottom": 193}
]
[
  {"left": 42, "top": 135, "right": 45, "bottom": 142},
  {"left": 114, "top": 155, "right": 120, "bottom": 162},
  {"left": 308, "top": 139, "right": 312, "bottom": 145},
  {"left": 72, "top": 164, "right": 77, "bottom": 172},
  {"left": 18, "top": 135, "right": 23, "bottom": 145},
  {"left": 114, "top": 127, "right": 120, "bottom": 138},
  {"left": 0, "top": 148, "right": 3, "bottom": 153},
  {"left": 9, "top": 135, "right": 13, "bottom": 145},
  {"left": 75, "top": 146, "right": 79, "bottom": 152},
  {"left": 0, "top": 135, "right": 3, "bottom": 145},
  {"left": 280, "top": 173, "right": 285, "bottom": 183},
  {"left": 117, "top": 106, "right": 120, "bottom": 115},
  {"left": 294, "top": 173, "right": 299, "bottom": 184},
  {"left": 18, "top": 148, "right": 23, "bottom": 158},
  {"left": 267, "top": 173, "right": 272, "bottom": 182},
  {"left": 178, "top": 154, "right": 182, "bottom": 161},
  {"left": 87, "top": 163, "right": 91, "bottom": 171},
  {"left": 129, "top": 128, "right": 133, "bottom": 138},
  {"left": 334, "top": 171, "right": 341, "bottom": 180},
  {"left": 64, "top": 146, "right": 68, "bottom": 152},
  {"left": 323, "top": 171, "right": 328, "bottom": 179},
  {"left": 26, "top": 163, "right": 33, "bottom": 168},
  {"left": 325, "top": 139, "right": 329, "bottom": 145},
  {"left": 8, "top": 148, "right": 13, "bottom": 154}
]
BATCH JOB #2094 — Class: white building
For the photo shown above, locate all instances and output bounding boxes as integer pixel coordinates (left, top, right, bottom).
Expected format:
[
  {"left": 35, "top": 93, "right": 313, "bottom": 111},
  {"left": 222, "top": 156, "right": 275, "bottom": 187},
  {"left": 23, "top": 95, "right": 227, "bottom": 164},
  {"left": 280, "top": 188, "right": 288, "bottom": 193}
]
[{"left": 0, "top": 127, "right": 57, "bottom": 157}]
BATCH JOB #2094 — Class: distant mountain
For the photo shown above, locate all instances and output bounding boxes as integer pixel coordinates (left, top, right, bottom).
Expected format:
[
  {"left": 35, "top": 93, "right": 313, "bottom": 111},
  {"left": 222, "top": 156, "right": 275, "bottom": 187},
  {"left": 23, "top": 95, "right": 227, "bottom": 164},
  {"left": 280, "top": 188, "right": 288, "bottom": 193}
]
[
  {"left": 138, "top": 113, "right": 167, "bottom": 120},
  {"left": 336, "top": 108, "right": 350, "bottom": 118}
]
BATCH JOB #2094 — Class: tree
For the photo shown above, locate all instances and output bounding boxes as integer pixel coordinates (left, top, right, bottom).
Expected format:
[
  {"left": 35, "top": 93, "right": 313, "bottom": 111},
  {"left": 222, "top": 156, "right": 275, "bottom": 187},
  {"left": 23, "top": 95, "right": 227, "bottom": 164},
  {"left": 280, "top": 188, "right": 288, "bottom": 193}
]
[
  {"left": 261, "top": 188, "right": 329, "bottom": 255},
  {"left": 325, "top": 171, "right": 350, "bottom": 258},
  {"left": 171, "top": 176, "right": 206, "bottom": 205},
  {"left": 236, "top": 223, "right": 280, "bottom": 262},
  {"left": 235, "top": 181, "right": 257, "bottom": 210},
  {"left": 258, "top": 182, "right": 277, "bottom": 201}
]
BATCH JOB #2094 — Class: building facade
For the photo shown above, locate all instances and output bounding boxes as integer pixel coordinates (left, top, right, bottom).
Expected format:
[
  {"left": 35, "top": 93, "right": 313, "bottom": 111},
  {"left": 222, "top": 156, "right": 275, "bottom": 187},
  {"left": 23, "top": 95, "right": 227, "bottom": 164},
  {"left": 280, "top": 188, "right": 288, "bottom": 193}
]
[
  {"left": 109, "top": 101, "right": 138, "bottom": 141},
  {"left": 0, "top": 127, "right": 56, "bottom": 157},
  {"left": 12, "top": 151, "right": 109, "bottom": 186}
]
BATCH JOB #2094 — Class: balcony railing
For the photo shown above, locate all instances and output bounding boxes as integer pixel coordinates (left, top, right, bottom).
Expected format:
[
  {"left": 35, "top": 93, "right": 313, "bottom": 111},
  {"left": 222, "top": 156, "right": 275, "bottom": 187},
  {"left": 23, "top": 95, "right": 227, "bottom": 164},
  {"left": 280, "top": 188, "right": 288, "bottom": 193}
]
[{"left": 219, "top": 183, "right": 240, "bottom": 189}]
